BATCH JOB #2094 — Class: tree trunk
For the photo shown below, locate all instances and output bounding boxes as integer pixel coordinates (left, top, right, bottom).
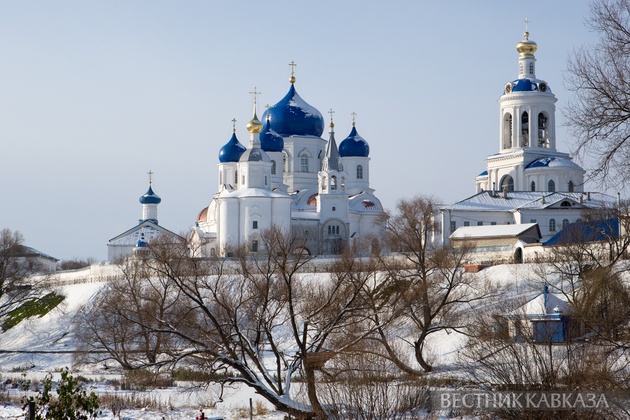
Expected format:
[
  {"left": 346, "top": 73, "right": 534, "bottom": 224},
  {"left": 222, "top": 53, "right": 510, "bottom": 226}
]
[
  {"left": 414, "top": 339, "right": 432, "bottom": 372},
  {"left": 303, "top": 357, "right": 326, "bottom": 419}
]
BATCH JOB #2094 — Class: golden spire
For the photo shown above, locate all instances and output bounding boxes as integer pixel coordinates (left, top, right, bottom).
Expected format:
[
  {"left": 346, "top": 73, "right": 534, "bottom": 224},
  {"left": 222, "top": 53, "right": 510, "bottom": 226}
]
[
  {"left": 351, "top": 112, "right": 357, "bottom": 127},
  {"left": 289, "top": 61, "right": 297, "bottom": 84},
  {"left": 247, "top": 87, "right": 263, "bottom": 134},
  {"left": 328, "top": 109, "right": 335, "bottom": 128},
  {"left": 517, "top": 18, "right": 537, "bottom": 57}
]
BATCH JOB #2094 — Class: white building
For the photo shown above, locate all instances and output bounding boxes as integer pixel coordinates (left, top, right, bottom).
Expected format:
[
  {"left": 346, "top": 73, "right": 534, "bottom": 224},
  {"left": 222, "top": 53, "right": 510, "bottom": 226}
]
[
  {"left": 192, "top": 73, "right": 385, "bottom": 257},
  {"left": 433, "top": 31, "right": 616, "bottom": 248},
  {"left": 108, "top": 183, "right": 180, "bottom": 261}
]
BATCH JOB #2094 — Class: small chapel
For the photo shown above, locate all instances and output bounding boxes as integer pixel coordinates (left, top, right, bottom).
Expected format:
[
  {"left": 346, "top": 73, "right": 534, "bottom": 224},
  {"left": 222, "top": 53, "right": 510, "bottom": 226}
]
[{"left": 191, "top": 69, "right": 385, "bottom": 257}]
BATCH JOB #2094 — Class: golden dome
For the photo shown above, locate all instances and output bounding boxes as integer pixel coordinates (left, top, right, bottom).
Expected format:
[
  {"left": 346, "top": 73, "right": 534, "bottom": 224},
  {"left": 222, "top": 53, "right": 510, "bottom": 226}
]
[
  {"left": 247, "top": 109, "right": 263, "bottom": 133},
  {"left": 516, "top": 32, "right": 537, "bottom": 57}
]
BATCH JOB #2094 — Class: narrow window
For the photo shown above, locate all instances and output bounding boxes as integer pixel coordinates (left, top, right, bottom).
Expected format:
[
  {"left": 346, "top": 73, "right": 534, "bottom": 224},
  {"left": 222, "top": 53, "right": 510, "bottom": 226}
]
[
  {"left": 253, "top": 221, "right": 258, "bottom": 229},
  {"left": 283, "top": 155, "right": 287, "bottom": 172},
  {"left": 568, "top": 180, "right": 574, "bottom": 192},
  {"left": 331, "top": 175, "right": 337, "bottom": 190},
  {"left": 562, "top": 219, "right": 569, "bottom": 230},
  {"left": 538, "top": 112, "right": 548, "bottom": 147},
  {"left": 251, "top": 240, "right": 258, "bottom": 252},
  {"left": 220, "top": 172, "right": 223, "bottom": 185},
  {"left": 328, "top": 226, "right": 331, "bottom": 235},
  {"left": 242, "top": 175, "right": 245, "bottom": 184},
  {"left": 531, "top": 181, "right": 536, "bottom": 192},
  {"left": 504, "top": 113, "right": 513, "bottom": 149},
  {"left": 336, "top": 226, "right": 339, "bottom": 234},
  {"left": 549, "top": 218, "right": 556, "bottom": 231},
  {"left": 271, "top": 160, "right": 276, "bottom": 175},
  {"left": 529, "top": 62, "right": 534, "bottom": 74},
  {"left": 264, "top": 175, "right": 268, "bottom": 185},
  {"left": 450, "top": 221, "right": 456, "bottom": 233},
  {"left": 235, "top": 170, "right": 238, "bottom": 184},
  {"left": 210, "top": 248, "right": 216, "bottom": 257},
  {"left": 521, "top": 111, "right": 529, "bottom": 147},
  {"left": 357, "top": 165, "right": 363, "bottom": 179},
  {"left": 548, "top": 179, "right": 555, "bottom": 192},
  {"left": 332, "top": 206, "right": 336, "bottom": 211},
  {"left": 300, "top": 156, "right": 308, "bottom": 172}
]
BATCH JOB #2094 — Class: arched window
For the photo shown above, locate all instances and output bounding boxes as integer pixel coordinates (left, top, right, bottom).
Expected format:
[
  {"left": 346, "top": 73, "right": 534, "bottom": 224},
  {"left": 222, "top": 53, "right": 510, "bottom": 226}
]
[
  {"left": 210, "top": 248, "right": 216, "bottom": 258},
  {"left": 283, "top": 155, "right": 287, "bottom": 172},
  {"left": 328, "top": 226, "right": 331, "bottom": 234},
  {"left": 549, "top": 218, "right": 556, "bottom": 231},
  {"left": 521, "top": 111, "right": 529, "bottom": 147},
  {"left": 500, "top": 175, "right": 514, "bottom": 192},
  {"left": 341, "top": 177, "right": 345, "bottom": 191},
  {"left": 562, "top": 219, "right": 570, "bottom": 230},
  {"left": 336, "top": 226, "right": 339, "bottom": 234},
  {"left": 251, "top": 240, "right": 258, "bottom": 253},
  {"left": 531, "top": 181, "right": 536, "bottom": 192},
  {"left": 300, "top": 156, "right": 309, "bottom": 172},
  {"left": 357, "top": 165, "right": 363, "bottom": 179},
  {"left": 235, "top": 170, "right": 238, "bottom": 184},
  {"left": 322, "top": 176, "right": 327, "bottom": 191},
  {"left": 548, "top": 179, "right": 555, "bottom": 192},
  {"left": 271, "top": 160, "right": 276, "bottom": 175},
  {"left": 568, "top": 180, "right": 574, "bottom": 192},
  {"left": 538, "top": 112, "right": 548, "bottom": 147},
  {"left": 331, "top": 175, "right": 337, "bottom": 190},
  {"left": 504, "top": 113, "right": 513, "bottom": 149}
]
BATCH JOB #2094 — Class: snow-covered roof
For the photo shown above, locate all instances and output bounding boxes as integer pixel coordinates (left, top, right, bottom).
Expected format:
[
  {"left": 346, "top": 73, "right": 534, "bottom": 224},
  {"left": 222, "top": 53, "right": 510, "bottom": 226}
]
[
  {"left": 450, "top": 223, "right": 540, "bottom": 239},
  {"left": 442, "top": 191, "right": 615, "bottom": 212},
  {"left": 108, "top": 220, "right": 180, "bottom": 245},
  {"left": 218, "top": 187, "right": 291, "bottom": 199},
  {"left": 514, "top": 290, "right": 572, "bottom": 317}
]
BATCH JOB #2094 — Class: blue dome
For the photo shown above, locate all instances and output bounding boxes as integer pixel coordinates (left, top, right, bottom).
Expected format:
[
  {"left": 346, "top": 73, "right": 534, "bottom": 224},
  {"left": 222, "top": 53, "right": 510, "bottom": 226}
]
[
  {"left": 339, "top": 126, "right": 370, "bottom": 157},
  {"left": 260, "top": 119, "right": 284, "bottom": 152},
  {"left": 139, "top": 185, "right": 161, "bottom": 204},
  {"left": 525, "top": 157, "right": 583, "bottom": 171},
  {"left": 262, "top": 84, "right": 324, "bottom": 137},
  {"left": 478, "top": 170, "right": 488, "bottom": 177},
  {"left": 505, "top": 79, "right": 552, "bottom": 94},
  {"left": 219, "top": 132, "right": 246, "bottom": 163}
]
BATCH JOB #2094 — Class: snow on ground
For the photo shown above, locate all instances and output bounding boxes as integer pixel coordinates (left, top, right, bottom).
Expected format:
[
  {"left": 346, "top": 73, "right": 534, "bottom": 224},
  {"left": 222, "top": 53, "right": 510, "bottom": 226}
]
[{"left": 0, "top": 264, "right": 554, "bottom": 419}]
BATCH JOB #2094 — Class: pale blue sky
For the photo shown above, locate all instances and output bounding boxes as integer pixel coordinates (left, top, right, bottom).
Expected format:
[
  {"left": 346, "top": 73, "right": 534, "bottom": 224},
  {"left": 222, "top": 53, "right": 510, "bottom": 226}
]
[{"left": 0, "top": 1, "right": 605, "bottom": 260}]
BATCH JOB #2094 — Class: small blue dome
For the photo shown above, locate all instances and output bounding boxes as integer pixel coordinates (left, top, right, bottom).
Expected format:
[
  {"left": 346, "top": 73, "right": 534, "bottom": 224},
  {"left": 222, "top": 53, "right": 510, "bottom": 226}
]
[
  {"left": 136, "top": 238, "right": 148, "bottom": 248},
  {"left": 478, "top": 170, "right": 488, "bottom": 177},
  {"left": 339, "top": 126, "right": 370, "bottom": 157},
  {"left": 139, "top": 185, "right": 161, "bottom": 204},
  {"left": 219, "top": 132, "right": 246, "bottom": 163},
  {"left": 262, "top": 84, "right": 324, "bottom": 137},
  {"left": 260, "top": 119, "right": 284, "bottom": 152},
  {"left": 505, "top": 79, "right": 552, "bottom": 94}
]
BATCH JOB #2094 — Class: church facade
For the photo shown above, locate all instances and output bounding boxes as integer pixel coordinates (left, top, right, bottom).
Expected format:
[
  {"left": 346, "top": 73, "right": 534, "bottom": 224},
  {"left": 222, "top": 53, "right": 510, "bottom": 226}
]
[
  {"left": 191, "top": 73, "right": 385, "bottom": 257},
  {"left": 433, "top": 32, "right": 616, "bottom": 248}
]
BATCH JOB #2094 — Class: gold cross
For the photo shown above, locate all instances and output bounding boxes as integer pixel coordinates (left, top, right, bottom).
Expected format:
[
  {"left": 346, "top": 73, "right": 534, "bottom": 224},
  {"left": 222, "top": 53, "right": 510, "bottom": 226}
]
[
  {"left": 523, "top": 18, "right": 531, "bottom": 32},
  {"left": 289, "top": 61, "right": 297, "bottom": 77},
  {"left": 147, "top": 170, "right": 154, "bottom": 185},
  {"left": 231, "top": 118, "right": 237, "bottom": 132},
  {"left": 249, "top": 86, "right": 260, "bottom": 105},
  {"left": 351, "top": 112, "right": 357, "bottom": 126},
  {"left": 328, "top": 108, "right": 335, "bottom": 124},
  {"left": 265, "top": 104, "right": 271, "bottom": 120}
]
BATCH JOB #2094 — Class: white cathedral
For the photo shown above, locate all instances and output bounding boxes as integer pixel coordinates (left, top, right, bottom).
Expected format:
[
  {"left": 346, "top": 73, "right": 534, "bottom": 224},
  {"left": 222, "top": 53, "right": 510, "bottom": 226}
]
[
  {"left": 190, "top": 72, "right": 385, "bottom": 257},
  {"left": 433, "top": 31, "right": 615, "bottom": 247}
]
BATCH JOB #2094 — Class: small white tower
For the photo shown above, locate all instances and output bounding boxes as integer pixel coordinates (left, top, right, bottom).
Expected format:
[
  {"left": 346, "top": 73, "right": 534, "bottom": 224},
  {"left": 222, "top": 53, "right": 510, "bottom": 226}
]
[
  {"left": 339, "top": 113, "right": 372, "bottom": 194},
  {"left": 318, "top": 112, "right": 350, "bottom": 254},
  {"left": 139, "top": 171, "right": 161, "bottom": 224}
]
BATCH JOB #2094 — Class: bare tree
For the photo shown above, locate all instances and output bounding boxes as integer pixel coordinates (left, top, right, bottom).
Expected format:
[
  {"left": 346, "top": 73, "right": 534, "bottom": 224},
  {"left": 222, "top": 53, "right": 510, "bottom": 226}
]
[
  {"left": 372, "top": 196, "right": 490, "bottom": 373},
  {"left": 78, "top": 227, "right": 382, "bottom": 420},
  {"left": 0, "top": 228, "right": 46, "bottom": 321},
  {"left": 565, "top": 0, "right": 630, "bottom": 186}
]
